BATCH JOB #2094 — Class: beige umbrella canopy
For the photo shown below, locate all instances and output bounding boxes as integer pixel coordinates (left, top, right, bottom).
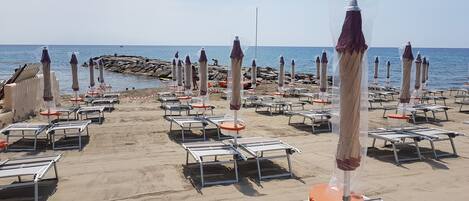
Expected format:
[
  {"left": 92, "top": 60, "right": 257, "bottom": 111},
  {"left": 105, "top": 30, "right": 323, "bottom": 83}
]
[
  {"left": 198, "top": 48, "right": 208, "bottom": 96},
  {"left": 184, "top": 55, "right": 192, "bottom": 94},
  {"left": 373, "top": 56, "right": 379, "bottom": 83},
  {"left": 70, "top": 53, "right": 79, "bottom": 92},
  {"left": 251, "top": 59, "right": 257, "bottom": 88},
  {"left": 320, "top": 51, "right": 328, "bottom": 93},
  {"left": 399, "top": 42, "right": 414, "bottom": 104},
  {"left": 335, "top": 0, "right": 368, "bottom": 173},
  {"left": 41, "top": 47, "right": 53, "bottom": 102},
  {"left": 291, "top": 59, "right": 296, "bottom": 85},
  {"left": 230, "top": 37, "right": 244, "bottom": 111},
  {"left": 89, "top": 58, "right": 95, "bottom": 88},
  {"left": 172, "top": 59, "right": 177, "bottom": 82},
  {"left": 278, "top": 56, "right": 285, "bottom": 90},
  {"left": 414, "top": 53, "right": 422, "bottom": 90},
  {"left": 177, "top": 60, "right": 183, "bottom": 87},
  {"left": 316, "top": 56, "right": 321, "bottom": 80}
]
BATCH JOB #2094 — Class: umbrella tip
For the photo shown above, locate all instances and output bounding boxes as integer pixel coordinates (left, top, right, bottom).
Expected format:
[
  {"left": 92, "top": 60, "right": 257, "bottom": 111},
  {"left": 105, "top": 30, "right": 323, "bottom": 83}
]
[
  {"left": 279, "top": 56, "right": 285, "bottom": 64},
  {"left": 387, "top": 60, "right": 391, "bottom": 65},
  {"left": 185, "top": 55, "right": 191, "bottom": 64},
  {"left": 199, "top": 48, "right": 208, "bottom": 62},
  {"left": 252, "top": 59, "right": 256, "bottom": 67},
  {"left": 321, "top": 51, "right": 328, "bottom": 63},
  {"left": 316, "top": 56, "right": 320, "bottom": 63},
  {"left": 291, "top": 59, "right": 295, "bottom": 65},
  {"left": 41, "top": 47, "right": 51, "bottom": 63},
  {"left": 375, "top": 56, "right": 379, "bottom": 63},
  {"left": 70, "top": 53, "right": 78, "bottom": 64},
  {"left": 177, "top": 59, "right": 182, "bottom": 66},
  {"left": 406, "top": 41, "right": 411, "bottom": 46},
  {"left": 347, "top": 0, "right": 360, "bottom": 11},
  {"left": 235, "top": 36, "right": 239, "bottom": 41},
  {"left": 230, "top": 36, "right": 244, "bottom": 59}
]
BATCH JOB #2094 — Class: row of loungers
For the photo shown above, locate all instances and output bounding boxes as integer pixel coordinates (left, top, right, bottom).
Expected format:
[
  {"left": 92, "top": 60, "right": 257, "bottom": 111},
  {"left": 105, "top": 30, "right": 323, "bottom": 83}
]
[
  {"left": 183, "top": 137, "right": 300, "bottom": 187},
  {"left": 369, "top": 126, "right": 464, "bottom": 164},
  {"left": 382, "top": 104, "right": 451, "bottom": 123}
]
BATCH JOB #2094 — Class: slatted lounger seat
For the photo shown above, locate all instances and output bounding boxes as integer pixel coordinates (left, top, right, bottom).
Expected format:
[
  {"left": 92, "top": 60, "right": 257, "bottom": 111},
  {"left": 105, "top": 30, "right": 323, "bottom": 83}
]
[
  {"left": 255, "top": 98, "right": 288, "bottom": 115},
  {"left": 55, "top": 106, "right": 80, "bottom": 121},
  {"left": 420, "top": 95, "right": 448, "bottom": 105},
  {"left": 227, "top": 137, "right": 300, "bottom": 181},
  {"left": 455, "top": 99, "right": 469, "bottom": 112},
  {"left": 102, "top": 92, "right": 120, "bottom": 100},
  {"left": 286, "top": 110, "right": 331, "bottom": 133},
  {"left": 0, "top": 123, "right": 50, "bottom": 151},
  {"left": 368, "top": 129, "right": 424, "bottom": 164},
  {"left": 77, "top": 106, "right": 106, "bottom": 124},
  {"left": 405, "top": 127, "right": 464, "bottom": 159},
  {"left": 91, "top": 98, "right": 118, "bottom": 110},
  {"left": 182, "top": 141, "right": 245, "bottom": 187},
  {"left": 298, "top": 92, "right": 319, "bottom": 102},
  {"left": 167, "top": 116, "right": 207, "bottom": 142},
  {"left": 159, "top": 96, "right": 180, "bottom": 108},
  {"left": 163, "top": 104, "right": 192, "bottom": 116},
  {"left": 413, "top": 104, "right": 450, "bottom": 122},
  {"left": 0, "top": 154, "right": 62, "bottom": 201},
  {"left": 46, "top": 120, "right": 91, "bottom": 151}
]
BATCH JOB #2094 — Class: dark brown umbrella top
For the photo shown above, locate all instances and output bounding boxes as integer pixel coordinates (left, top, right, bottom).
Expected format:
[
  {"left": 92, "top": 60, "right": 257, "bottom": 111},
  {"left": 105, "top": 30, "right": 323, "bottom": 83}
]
[
  {"left": 422, "top": 57, "right": 427, "bottom": 65},
  {"left": 316, "top": 56, "right": 320, "bottom": 63},
  {"left": 199, "top": 48, "right": 208, "bottom": 62},
  {"left": 41, "top": 48, "right": 51, "bottom": 63},
  {"left": 291, "top": 59, "right": 295, "bottom": 66},
  {"left": 172, "top": 59, "right": 176, "bottom": 65},
  {"left": 403, "top": 43, "right": 414, "bottom": 60},
  {"left": 252, "top": 59, "right": 256, "bottom": 67},
  {"left": 415, "top": 53, "right": 422, "bottom": 63},
  {"left": 89, "top": 58, "right": 94, "bottom": 67},
  {"left": 374, "top": 56, "right": 379, "bottom": 63},
  {"left": 175, "top": 51, "right": 179, "bottom": 59},
  {"left": 185, "top": 55, "right": 191, "bottom": 65},
  {"left": 321, "top": 51, "right": 328, "bottom": 63},
  {"left": 70, "top": 53, "right": 78, "bottom": 64},
  {"left": 230, "top": 38, "right": 244, "bottom": 59},
  {"left": 335, "top": 4, "right": 367, "bottom": 53},
  {"left": 279, "top": 56, "right": 285, "bottom": 65},
  {"left": 177, "top": 59, "right": 182, "bottom": 66}
]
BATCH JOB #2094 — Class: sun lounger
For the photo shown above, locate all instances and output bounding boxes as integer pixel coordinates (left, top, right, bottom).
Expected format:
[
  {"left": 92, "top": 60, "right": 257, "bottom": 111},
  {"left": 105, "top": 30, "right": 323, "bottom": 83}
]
[
  {"left": 0, "top": 154, "right": 61, "bottom": 201},
  {"left": 182, "top": 141, "right": 245, "bottom": 187},
  {"left": 55, "top": 106, "right": 80, "bottom": 121},
  {"left": 255, "top": 98, "right": 288, "bottom": 115},
  {"left": 286, "top": 110, "right": 331, "bottom": 133},
  {"left": 0, "top": 123, "right": 50, "bottom": 151},
  {"left": 167, "top": 116, "right": 207, "bottom": 142},
  {"left": 405, "top": 127, "right": 464, "bottom": 159},
  {"left": 46, "top": 120, "right": 91, "bottom": 151},
  {"left": 242, "top": 95, "right": 259, "bottom": 107},
  {"left": 455, "top": 99, "right": 469, "bottom": 112},
  {"left": 298, "top": 92, "right": 319, "bottom": 102},
  {"left": 284, "top": 87, "right": 307, "bottom": 97},
  {"left": 413, "top": 104, "right": 450, "bottom": 122},
  {"left": 102, "top": 92, "right": 120, "bottom": 100},
  {"left": 77, "top": 106, "right": 106, "bottom": 124},
  {"left": 159, "top": 96, "right": 180, "bottom": 108},
  {"left": 368, "top": 129, "right": 424, "bottom": 164},
  {"left": 91, "top": 98, "right": 118, "bottom": 110},
  {"left": 228, "top": 137, "right": 300, "bottom": 181},
  {"left": 420, "top": 95, "right": 448, "bottom": 106},
  {"left": 163, "top": 104, "right": 192, "bottom": 116}
]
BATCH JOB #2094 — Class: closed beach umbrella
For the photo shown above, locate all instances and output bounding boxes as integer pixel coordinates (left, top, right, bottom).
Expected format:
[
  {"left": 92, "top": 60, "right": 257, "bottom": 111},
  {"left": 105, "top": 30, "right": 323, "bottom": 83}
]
[
  {"left": 172, "top": 59, "right": 177, "bottom": 82},
  {"left": 199, "top": 48, "right": 208, "bottom": 97},
  {"left": 386, "top": 60, "right": 391, "bottom": 86},
  {"left": 41, "top": 47, "right": 53, "bottom": 102},
  {"left": 320, "top": 50, "right": 328, "bottom": 93},
  {"left": 400, "top": 42, "right": 413, "bottom": 104},
  {"left": 70, "top": 53, "right": 79, "bottom": 92},
  {"left": 335, "top": 0, "right": 368, "bottom": 199},
  {"left": 184, "top": 55, "right": 192, "bottom": 95},
  {"left": 99, "top": 59, "right": 105, "bottom": 85},
  {"left": 278, "top": 56, "right": 285, "bottom": 91},
  {"left": 89, "top": 58, "right": 95, "bottom": 88},
  {"left": 414, "top": 53, "right": 422, "bottom": 91},
  {"left": 291, "top": 59, "right": 296, "bottom": 85},
  {"left": 373, "top": 56, "right": 379, "bottom": 84},
  {"left": 175, "top": 51, "right": 179, "bottom": 59},
  {"left": 251, "top": 59, "right": 257, "bottom": 88},
  {"left": 426, "top": 59, "right": 430, "bottom": 83},
  {"left": 230, "top": 36, "right": 243, "bottom": 111},
  {"left": 316, "top": 56, "right": 321, "bottom": 79},
  {"left": 422, "top": 57, "right": 428, "bottom": 86},
  {"left": 177, "top": 60, "right": 183, "bottom": 87}
]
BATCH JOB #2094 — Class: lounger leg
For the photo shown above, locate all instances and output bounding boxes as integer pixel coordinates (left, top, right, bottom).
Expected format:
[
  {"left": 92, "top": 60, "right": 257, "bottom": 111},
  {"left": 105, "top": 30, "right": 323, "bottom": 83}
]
[
  {"left": 429, "top": 141, "right": 438, "bottom": 159},
  {"left": 288, "top": 116, "right": 292, "bottom": 125},
  {"left": 186, "top": 151, "right": 189, "bottom": 165},
  {"left": 449, "top": 137, "right": 458, "bottom": 156},
  {"left": 286, "top": 150, "right": 292, "bottom": 177},
  {"left": 79, "top": 130, "right": 82, "bottom": 151},
  {"left": 199, "top": 161, "right": 205, "bottom": 187},
  {"left": 392, "top": 143, "right": 400, "bottom": 164},
  {"left": 234, "top": 159, "right": 239, "bottom": 182},
  {"left": 256, "top": 157, "right": 262, "bottom": 181},
  {"left": 414, "top": 140, "right": 422, "bottom": 160},
  {"left": 311, "top": 119, "right": 315, "bottom": 133},
  {"left": 444, "top": 110, "right": 449, "bottom": 121},
  {"left": 181, "top": 129, "right": 185, "bottom": 142},
  {"left": 202, "top": 127, "right": 206, "bottom": 141},
  {"left": 34, "top": 181, "right": 38, "bottom": 201},
  {"left": 372, "top": 138, "right": 376, "bottom": 147},
  {"left": 54, "top": 162, "right": 59, "bottom": 179},
  {"left": 34, "top": 134, "right": 37, "bottom": 151}
]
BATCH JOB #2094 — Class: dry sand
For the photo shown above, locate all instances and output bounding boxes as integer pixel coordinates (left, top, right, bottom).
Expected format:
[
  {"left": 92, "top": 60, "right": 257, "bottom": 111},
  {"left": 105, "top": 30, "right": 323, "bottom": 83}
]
[{"left": 1, "top": 85, "right": 468, "bottom": 201}]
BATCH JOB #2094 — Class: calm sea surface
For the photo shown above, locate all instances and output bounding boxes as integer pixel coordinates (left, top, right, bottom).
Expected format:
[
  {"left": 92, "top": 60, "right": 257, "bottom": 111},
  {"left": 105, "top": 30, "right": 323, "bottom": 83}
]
[{"left": 0, "top": 45, "right": 468, "bottom": 94}]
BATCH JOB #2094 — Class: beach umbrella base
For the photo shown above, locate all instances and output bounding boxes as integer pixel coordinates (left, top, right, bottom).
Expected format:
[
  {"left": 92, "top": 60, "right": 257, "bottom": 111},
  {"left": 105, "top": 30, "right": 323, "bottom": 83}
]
[{"left": 309, "top": 184, "right": 364, "bottom": 201}]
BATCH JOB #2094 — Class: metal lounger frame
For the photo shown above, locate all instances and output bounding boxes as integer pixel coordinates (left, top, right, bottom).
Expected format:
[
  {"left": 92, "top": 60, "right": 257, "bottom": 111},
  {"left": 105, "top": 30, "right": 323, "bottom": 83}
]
[
  {"left": 287, "top": 111, "right": 331, "bottom": 133},
  {"left": 369, "top": 130, "right": 423, "bottom": 164},
  {"left": 47, "top": 120, "right": 91, "bottom": 151},
  {"left": 168, "top": 116, "right": 206, "bottom": 142},
  {"left": 77, "top": 106, "right": 105, "bottom": 124},
  {"left": 183, "top": 142, "right": 245, "bottom": 187},
  {"left": 0, "top": 123, "right": 50, "bottom": 151},
  {"left": 0, "top": 154, "right": 62, "bottom": 201},
  {"left": 406, "top": 127, "right": 463, "bottom": 159}
]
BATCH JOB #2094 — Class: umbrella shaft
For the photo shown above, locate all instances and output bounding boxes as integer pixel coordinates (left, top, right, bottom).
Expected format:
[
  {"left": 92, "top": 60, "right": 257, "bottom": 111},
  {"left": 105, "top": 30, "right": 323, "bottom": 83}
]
[{"left": 343, "top": 171, "right": 351, "bottom": 201}]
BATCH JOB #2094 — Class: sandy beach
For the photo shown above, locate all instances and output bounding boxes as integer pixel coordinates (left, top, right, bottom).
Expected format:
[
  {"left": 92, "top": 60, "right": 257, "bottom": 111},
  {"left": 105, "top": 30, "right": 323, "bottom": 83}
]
[{"left": 0, "top": 84, "right": 468, "bottom": 201}]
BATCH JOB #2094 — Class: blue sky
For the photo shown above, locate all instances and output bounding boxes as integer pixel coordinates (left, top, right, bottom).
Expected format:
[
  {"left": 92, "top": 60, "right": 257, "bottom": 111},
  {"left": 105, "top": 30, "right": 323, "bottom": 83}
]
[{"left": 0, "top": 0, "right": 468, "bottom": 48}]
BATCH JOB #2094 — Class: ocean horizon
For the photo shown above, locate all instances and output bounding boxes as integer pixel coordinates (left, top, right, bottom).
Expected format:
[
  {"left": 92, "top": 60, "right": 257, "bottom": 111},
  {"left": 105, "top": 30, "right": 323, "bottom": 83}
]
[{"left": 1, "top": 45, "right": 468, "bottom": 94}]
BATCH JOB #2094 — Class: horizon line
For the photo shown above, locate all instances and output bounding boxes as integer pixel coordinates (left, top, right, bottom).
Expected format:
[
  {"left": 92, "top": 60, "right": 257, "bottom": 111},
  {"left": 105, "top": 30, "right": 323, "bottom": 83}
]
[{"left": 0, "top": 43, "right": 468, "bottom": 49}]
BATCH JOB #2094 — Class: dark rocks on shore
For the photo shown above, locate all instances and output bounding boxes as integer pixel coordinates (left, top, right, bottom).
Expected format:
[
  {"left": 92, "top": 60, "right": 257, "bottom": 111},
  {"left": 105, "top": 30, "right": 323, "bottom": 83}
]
[{"left": 94, "top": 55, "right": 322, "bottom": 83}]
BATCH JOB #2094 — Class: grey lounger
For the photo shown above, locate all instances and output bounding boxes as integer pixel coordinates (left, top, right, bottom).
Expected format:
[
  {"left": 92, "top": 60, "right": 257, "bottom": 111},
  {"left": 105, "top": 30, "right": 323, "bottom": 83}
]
[
  {"left": 183, "top": 141, "right": 246, "bottom": 187},
  {"left": 228, "top": 137, "right": 300, "bottom": 181},
  {"left": 286, "top": 110, "right": 331, "bottom": 133},
  {"left": 455, "top": 99, "right": 469, "bottom": 112},
  {"left": 91, "top": 98, "right": 118, "bottom": 110},
  {"left": 167, "top": 116, "right": 207, "bottom": 142},
  {"left": 405, "top": 127, "right": 464, "bottom": 159},
  {"left": 47, "top": 120, "right": 91, "bottom": 151},
  {"left": 369, "top": 129, "right": 424, "bottom": 164},
  {"left": 255, "top": 99, "right": 288, "bottom": 115},
  {"left": 0, "top": 123, "right": 50, "bottom": 151},
  {"left": 163, "top": 104, "right": 192, "bottom": 116},
  {"left": 55, "top": 106, "right": 80, "bottom": 121},
  {"left": 77, "top": 106, "right": 106, "bottom": 124},
  {"left": 0, "top": 154, "right": 62, "bottom": 201}
]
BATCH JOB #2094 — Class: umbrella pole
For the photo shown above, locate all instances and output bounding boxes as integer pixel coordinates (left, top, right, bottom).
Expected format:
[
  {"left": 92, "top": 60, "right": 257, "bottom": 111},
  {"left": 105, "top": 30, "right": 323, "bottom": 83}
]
[
  {"left": 74, "top": 91, "right": 78, "bottom": 106},
  {"left": 343, "top": 171, "right": 351, "bottom": 201},
  {"left": 234, "top": 110, "right": 238, "bottom": 146}
]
